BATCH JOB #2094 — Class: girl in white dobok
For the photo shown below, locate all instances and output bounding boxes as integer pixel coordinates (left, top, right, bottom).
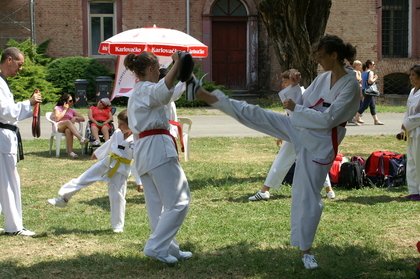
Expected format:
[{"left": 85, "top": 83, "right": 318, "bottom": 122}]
[
  {"left": 125, "top": 51, "right": 191, "bottom": 265},
  {"left": 192, "top": 34, "right": 360, "bottom": 269}
]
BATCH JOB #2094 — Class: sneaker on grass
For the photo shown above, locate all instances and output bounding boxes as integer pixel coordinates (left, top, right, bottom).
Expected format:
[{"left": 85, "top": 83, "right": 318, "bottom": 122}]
[
  {"left": 48, "top": 196, "right": 68, "bottom": 208},
  {"left": 5, "top": 228, "right": 36, "bottom": 237},
  {"left": 326, "top": 190, "right": 336, "bottom": 199},
  {"left": 302, "top": 254, "right": 318, "bottom": 269},
  {"left": 248, "top": 190, "right": 270, "bottom": 201}
]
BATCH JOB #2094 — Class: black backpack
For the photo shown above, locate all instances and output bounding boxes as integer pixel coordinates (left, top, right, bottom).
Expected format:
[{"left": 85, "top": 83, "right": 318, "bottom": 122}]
[{"left": 338, "top": 160, "right": 365, "bottom": 189}]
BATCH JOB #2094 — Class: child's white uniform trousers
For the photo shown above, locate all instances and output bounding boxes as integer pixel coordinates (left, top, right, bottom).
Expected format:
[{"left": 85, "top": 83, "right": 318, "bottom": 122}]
[{"left": 58, "top": 129, "right": 134, "bottom": 231}]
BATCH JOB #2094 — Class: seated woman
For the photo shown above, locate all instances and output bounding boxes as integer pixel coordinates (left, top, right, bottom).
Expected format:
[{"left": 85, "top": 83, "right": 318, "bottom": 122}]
[
  {"left": 53, "top": 93, "right": 87, "bottom": 158},
  {"left": 88, "top": 97, "right": 113, "bottom": 145}
]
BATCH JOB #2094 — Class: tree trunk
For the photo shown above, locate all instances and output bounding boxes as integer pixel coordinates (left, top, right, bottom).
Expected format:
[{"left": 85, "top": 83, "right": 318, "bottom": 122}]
[{"left": 257, "top": 0, "right": 332, "bottom": 87}]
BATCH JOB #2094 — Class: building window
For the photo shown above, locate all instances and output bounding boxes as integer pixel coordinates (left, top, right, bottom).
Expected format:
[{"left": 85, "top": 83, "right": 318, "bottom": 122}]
[
  {"left": 211, "top": 0, "right": 247, "bottom": 16},
  {"left": 381, "top": 0, "right": 409, "bottom": 58},
  {"left": 383, "top": 73, "right": 411, "bottom": 95},
  {"left": 89, "top": 2, "right": 115, "bottom": 56}
]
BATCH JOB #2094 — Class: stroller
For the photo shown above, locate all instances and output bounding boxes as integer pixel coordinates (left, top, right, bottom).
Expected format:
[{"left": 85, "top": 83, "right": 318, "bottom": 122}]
[{"left": 83, "top": 107, "right": 117, "bottom": 155}]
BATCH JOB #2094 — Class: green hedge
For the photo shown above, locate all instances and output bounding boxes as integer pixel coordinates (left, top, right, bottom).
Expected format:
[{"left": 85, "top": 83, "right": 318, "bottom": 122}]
[{"left": 46, "top": 57, "right": 112, "bottom": 101}]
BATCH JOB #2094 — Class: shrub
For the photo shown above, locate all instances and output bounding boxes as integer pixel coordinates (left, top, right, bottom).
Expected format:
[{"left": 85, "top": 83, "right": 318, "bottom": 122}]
[
  {"left": 46, "top": 57, "right": 111, "bottom": 101},
  {"left": 4, "top": 39, "right": 59, "bottom": 102}
]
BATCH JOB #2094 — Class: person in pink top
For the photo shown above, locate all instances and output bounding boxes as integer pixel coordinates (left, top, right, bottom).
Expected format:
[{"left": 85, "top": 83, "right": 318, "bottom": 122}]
[
  {"left": 53, "top": 93, "right": 87, "bottom": 158},
  {"left": 88, "top": 98, "right": 113, "bottom": 145}
]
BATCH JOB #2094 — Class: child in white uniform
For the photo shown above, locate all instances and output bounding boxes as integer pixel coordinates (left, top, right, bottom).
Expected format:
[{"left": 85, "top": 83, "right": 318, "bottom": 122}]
[
  {"left": 125, "top": 51, "right": 191, "bottom": 265},
  {"left": 48, "top": 109, "right": 136, "bottom": 233},
  {"left": 400, "top": 64, "right": 420, "bottom": 201},
  {"left": 193, "top": 35, "right": 359, "bottom": 269}
]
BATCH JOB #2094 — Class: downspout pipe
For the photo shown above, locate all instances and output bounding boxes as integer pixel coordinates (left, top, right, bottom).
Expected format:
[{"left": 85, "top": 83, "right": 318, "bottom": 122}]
[
  {"left": 30, "top": 0, "right": 35, "bottom": 43},
  {"left": 186, "top": 0, "right": 190, "bottom": 34}
]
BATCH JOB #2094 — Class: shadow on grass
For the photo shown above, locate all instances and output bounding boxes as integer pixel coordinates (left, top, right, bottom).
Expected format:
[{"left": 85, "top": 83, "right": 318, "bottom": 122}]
[
  {"left": 0, "top": 241, "right": 415, "bottom": 279},
  {"left": 215, "top": 193, "right": 291, "bottom": 203},
  {"left": 188, "top": 175, "right": 265, "bottom": 191},
  {"left": 337, "top": 194, "right": 412, "bottom": 205},
  {"left": 81, "top": 195, "right": 145, "bottom": 211},
  {"left": 43, "top": 227, "right": 112, "bottom": 236}
]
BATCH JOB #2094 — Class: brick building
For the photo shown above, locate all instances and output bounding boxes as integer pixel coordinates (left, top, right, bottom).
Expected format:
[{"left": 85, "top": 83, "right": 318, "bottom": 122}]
[{"left": 1, "top": 0, "right": 419, "bottom": 100}]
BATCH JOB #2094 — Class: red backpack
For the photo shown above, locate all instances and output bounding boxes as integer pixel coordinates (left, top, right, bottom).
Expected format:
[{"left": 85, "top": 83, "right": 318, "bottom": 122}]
[{"left": 364, "top": 151, "right": 406, "bottom": 187}]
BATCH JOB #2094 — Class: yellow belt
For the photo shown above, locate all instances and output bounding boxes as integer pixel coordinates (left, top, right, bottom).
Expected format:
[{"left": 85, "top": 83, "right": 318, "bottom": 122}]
[{"left": 108, "top": 153, "right": 132, "bottom": 178}]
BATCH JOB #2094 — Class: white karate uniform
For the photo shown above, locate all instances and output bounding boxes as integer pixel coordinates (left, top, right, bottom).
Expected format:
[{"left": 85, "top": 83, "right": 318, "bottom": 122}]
[
  {"left": 402, "top": 87, "right": 420, "bottom": 195},
  {"left": 57, "top": 129, "right": 134, "bottom": 231},
  {"left": 127, "top": 79, "right": 190, "bottom": 258},
  {"left": 211, "top": 70, "right": 359, "bottom": 250},
  {"left": 0, "top": 77, "right": 32, "bottom": 233},
  {"left": 129, "top": 82, "right": 183, "bottom": 189},
  {"left": 266, "top": 85, "right": 331, "bottom": 189}
]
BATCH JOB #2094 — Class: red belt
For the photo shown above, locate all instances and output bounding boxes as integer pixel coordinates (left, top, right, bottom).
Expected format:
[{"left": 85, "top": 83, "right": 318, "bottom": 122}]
[
  {"left": 139, "top": 129, "right": 178, "bottom": 154},
  {"left": 169, "top": 120, "right": 185, "bottom": 152}
]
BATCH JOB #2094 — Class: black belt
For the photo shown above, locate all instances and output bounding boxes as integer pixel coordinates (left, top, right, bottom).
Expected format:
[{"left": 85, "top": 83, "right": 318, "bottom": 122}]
[{"left": 0, "top": 122, "right": 24, "bottom": 161}]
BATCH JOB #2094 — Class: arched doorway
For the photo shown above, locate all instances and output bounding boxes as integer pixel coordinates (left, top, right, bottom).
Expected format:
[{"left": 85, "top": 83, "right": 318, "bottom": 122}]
[{"left": 211, "top": 0, "right": 247, "bottom": 90}]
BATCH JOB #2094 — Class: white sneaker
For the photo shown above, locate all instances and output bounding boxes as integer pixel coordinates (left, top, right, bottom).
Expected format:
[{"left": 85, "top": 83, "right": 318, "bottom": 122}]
[
  {"left": 92, "top": 140, "right": 101, "bottom": 146},
  {"left": 326, "top": 190, "right": 336, "bottom": 199},
  {"left": 302, "top": 254, "right": 318, "bottom": 269},
  {"left": 248, "top": 190, "right": 270, "bottom": 201},
  {"left": 48, "top": 197, "right": 68, "bottom": 208},
  {"left": 5, "top": 228, "right": 36, "bottom": 237},
  {"left": 144, "top": 250, "right": 178, "bottom": 265},
  {"left": 172, "top": 250, "right": 193, "bottom": 260},
  {"left": 113, "top": 228, "right": 123, "bottom": 233}
]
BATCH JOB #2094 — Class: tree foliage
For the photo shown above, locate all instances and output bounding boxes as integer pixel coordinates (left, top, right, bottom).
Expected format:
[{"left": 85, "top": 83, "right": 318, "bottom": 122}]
[
  {"left": 257, "top": 0, "right": 332, "bottom": 86},
  {"left": 4, "top": 39, "right": 59, "bottom": 102}
]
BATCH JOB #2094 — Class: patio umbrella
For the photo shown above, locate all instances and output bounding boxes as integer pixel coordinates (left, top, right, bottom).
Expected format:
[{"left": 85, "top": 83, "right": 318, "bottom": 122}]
[
  {"left": 99, "top": 25, "right": 208, "bottom": 58},
  {"left": 98, "top": 25, "right": 208, "bottom": 99}
]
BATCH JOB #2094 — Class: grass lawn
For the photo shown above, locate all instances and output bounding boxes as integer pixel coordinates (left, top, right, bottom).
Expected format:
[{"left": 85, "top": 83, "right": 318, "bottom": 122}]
[{"left": 0, "top": 135, "right": 418, "bottom": 279}]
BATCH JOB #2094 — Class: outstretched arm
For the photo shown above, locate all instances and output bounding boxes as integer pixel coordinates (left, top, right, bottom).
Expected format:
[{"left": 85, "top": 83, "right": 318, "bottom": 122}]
[{"left": 196, "top": 87, "right": 218, "bottom": 104}]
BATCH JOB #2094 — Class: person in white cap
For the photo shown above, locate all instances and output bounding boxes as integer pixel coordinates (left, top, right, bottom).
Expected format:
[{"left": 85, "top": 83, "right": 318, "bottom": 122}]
[{"left": 88, "top": 97, "right": 113, "bottom": 145}]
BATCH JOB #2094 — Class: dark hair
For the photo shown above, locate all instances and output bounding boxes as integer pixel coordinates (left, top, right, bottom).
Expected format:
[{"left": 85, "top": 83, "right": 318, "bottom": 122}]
[
  {"left": 362, "top": 64, "right": 367, "bottom": 71},
  {"left": 117, "top": 109, "right": 128, "bottom": 124},
  {"left": 124, "top": 52, "right": 158, "bottom": 78},
  {"left": 410, "top": 64, "right": 420, "bottom": 77},
  {"left": 56, "top": 92, "right": 73, "bottom": 106},
  {"left": 365, "top": 60, "right": 374, "bottom": 69},
  {"left": 0, "top": 47, "right": 23, "bottom": 63},
  {"left": 315, "top": 34, "right": 357, "bottom": 64}
]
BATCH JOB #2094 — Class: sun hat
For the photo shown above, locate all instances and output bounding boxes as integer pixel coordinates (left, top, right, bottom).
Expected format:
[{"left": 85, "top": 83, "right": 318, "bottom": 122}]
[{"left": 100, "top": 97, "right": 111, "bottom": 106}]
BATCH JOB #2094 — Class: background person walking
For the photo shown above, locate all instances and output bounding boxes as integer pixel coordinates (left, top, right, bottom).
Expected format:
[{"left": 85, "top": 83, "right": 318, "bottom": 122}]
[{"left": 354, "top": 60, "right": 384, "bottom": 125}]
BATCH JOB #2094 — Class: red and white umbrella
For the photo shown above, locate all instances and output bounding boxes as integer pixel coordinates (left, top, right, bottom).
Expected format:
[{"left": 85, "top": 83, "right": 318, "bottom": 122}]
[
  {"left": 98, "top": 26, "right": 208, "bottom": 99},
  {"left": 99, "top": 26, "right": 208, "bottom": 58}
]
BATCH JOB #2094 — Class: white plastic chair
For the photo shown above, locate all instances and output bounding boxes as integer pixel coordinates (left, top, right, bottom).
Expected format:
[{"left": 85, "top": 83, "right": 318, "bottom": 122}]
[
  {"left": 45, "top": 112, "right": 83, "bottom": 157},
  {"left": 178, "top": 117, "right": 192, "bottom": 161}
]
